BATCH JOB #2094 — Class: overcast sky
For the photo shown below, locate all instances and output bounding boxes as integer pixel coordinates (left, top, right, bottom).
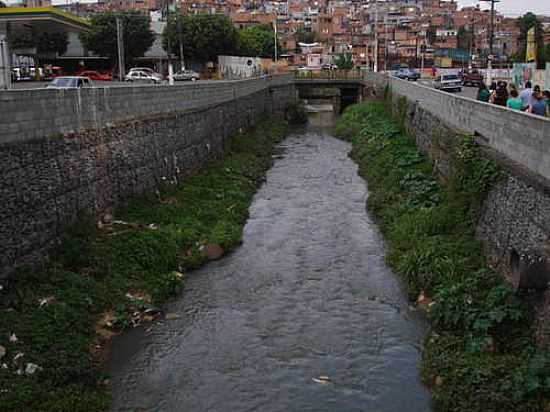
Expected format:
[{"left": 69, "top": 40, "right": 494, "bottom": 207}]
[
  {"left": 457, "top": 0, "right": 550, "bottom": 17},
  {"left": 7, "top": 0, "right": 550, "bottom": 16}
]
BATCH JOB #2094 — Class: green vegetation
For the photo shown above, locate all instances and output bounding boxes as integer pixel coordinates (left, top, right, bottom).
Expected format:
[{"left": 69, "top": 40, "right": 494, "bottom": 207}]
[
  {"left": 163, "top": 14, "right": 239, "bottom": 63},
  {"left": 238, "top": 25, "right": 281, "bottom": 59},
  {"left": 0, "top": 120, "right": 289, "bottom": 412},
  {"left": 335, "top": 102, "right": 550, "bottom": 412},
  {"left": 334, "top": 53, "right": 354, "bottom": 70},
  {"left": 80, "top": 11, "right": 155, "bottom": 66},
  {"left": 10, "top": 30, "right": 69, "bottom": 58}
]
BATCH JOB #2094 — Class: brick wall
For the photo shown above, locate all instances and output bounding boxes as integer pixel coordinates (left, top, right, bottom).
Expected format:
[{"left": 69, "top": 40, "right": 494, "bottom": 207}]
[{"left": 0, "top": 76, "right": 296, "bottom": 278}]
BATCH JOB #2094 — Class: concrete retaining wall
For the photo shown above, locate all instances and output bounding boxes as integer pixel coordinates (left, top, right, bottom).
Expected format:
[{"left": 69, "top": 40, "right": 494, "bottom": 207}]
[
  {"left": 0, "top": 75, "right": 295, "bottom": 278},
  {"left": 387, "top": 77, "right": 550, "bottom": 184},
  {"left": 0, "top": 75, "right": 293, "bottom": 144},
  {"left": 377, "top": 75, "right": 550, "bottom": 344}
]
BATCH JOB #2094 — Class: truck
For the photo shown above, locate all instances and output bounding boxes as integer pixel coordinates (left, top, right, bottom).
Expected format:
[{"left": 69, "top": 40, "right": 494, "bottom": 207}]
[{"left": 461, "top": 69, "right": 484, "bottom": 87}]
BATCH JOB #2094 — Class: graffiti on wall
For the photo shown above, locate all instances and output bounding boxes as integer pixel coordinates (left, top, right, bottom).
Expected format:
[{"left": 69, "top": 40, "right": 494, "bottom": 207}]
[{"left": 512, "top": 63, "right": 537, "bottom": 88}]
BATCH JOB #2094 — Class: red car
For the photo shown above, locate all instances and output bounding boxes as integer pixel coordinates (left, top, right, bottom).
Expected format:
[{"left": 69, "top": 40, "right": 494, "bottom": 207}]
[{"left": 77, "top": 70, "right": 113, "bottom": 81}]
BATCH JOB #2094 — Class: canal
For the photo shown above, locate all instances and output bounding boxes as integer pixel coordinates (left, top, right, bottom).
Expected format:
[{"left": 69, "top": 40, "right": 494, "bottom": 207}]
[{"left": 108, "top": 119, "right": 432, "bottom": 411}]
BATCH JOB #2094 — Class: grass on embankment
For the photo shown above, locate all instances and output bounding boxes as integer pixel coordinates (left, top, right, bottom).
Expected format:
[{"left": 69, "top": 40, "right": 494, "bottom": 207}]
[
  {"left": 335, "top": 102, "right": 550, "bottom": 412},
  {"left": 0, "top": 119, "right": 289, "bottom": 412}
]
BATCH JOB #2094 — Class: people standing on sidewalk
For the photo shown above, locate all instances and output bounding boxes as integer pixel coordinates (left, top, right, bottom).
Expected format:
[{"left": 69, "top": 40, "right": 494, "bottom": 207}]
[
  {"left": 476, "top": 83, "right": 491, "bottom": 102},
  {"left": 506, "top": 89, "right": 523, "bottom": 111},
  {"left": 519, "top": 81, "right": 533, "bottom": 110},
  {"left": 528, "top": 91, "right": 549, "bottom": 117},
  {"left": 544, "top": 91, "right": 550, "bottom": 116},
  {"left": 493, "top": 81, "right": 509, "bottom": 107}
]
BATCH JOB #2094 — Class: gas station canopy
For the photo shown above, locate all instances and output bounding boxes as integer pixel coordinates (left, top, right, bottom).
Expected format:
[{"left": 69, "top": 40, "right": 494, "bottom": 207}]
[
  {"left": 0, "top": 7, "right": 90, "bottom": 33},
  {"left": 0, "top": 7, "right": 90, "bottom": 89}
]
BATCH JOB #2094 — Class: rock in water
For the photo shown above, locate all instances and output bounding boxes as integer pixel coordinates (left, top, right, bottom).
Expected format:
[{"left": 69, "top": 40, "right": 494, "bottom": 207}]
[{"left": 204, "top": 244, "right": 224, "bottom": 260}]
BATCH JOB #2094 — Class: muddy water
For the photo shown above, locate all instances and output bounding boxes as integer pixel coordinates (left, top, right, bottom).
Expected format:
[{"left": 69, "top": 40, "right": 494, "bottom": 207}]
[{"left": 108, "top": 126, "right": 432, "bottom": 412}]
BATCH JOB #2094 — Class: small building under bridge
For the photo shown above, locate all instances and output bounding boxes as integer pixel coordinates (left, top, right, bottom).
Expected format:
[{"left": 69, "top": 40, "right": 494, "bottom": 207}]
[{"left": 0, "top": 7, "right": 90, "bottom": 89}]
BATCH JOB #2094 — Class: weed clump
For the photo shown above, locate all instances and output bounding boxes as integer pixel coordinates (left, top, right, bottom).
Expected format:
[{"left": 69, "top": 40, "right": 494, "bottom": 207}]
[
  {"left": 0, "top": 119, "right": 289, "bottom": 412},
  {"left": 335, "top": 102, "right": 550, "bottom": 412}
]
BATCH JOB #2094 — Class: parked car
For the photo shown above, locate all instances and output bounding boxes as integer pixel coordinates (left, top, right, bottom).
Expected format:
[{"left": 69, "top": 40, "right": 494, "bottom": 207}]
[
  {"left": 127, "top": 67, "right": 163, "bottom": 80},
  {"left": 433, "top": 74, "right": 462, "bottom": 92},
  {"left": 124, "top": 70, "right": 162, "bottom": 84},
  {"left": 77, "top": 70, "right": 112, "bottom": 81},
  {"left": 390, "top": 63, "right": 409, "bottom": 76},
  {"left": 46, "top": 76, "right": 93, "bottom": 89},
  {"left": 461, "top": 69, "right": 484, "bottom": 87},
  {"left": 173, "top": 69, "right": 200, "bottom": 81},
  {"left": 394, "top": 68, "right": 421, "bottom": 81}
]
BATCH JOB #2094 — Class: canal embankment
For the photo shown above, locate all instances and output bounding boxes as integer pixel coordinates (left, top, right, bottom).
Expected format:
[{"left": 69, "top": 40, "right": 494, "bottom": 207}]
[
  {"left": 0, "top": 120, "right": 289, "bottom": 412},
  {"left": 335, "top": 101, "right": 550, "bottom": 411}
]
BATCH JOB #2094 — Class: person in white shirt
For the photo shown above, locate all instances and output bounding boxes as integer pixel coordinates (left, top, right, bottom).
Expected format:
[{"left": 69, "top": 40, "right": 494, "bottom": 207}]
[{"left": 519, "top": 81, "right": 533, "bottom": 110}]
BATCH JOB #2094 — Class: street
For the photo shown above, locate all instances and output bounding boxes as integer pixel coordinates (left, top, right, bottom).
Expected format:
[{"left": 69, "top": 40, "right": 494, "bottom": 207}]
[{"left": 418, "top": 78, "right": 478, "bottom": 99}]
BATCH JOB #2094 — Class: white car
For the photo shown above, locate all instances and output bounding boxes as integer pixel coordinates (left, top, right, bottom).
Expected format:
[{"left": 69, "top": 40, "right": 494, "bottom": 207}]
[
  {"left": 173, "top": 69, "right": 200, "bottom": 81},
  {"left": 433, "top": 74, "right": 462, "bottom": 92},
  {"left": 47, "top": 76, "right": 93, "bottom": 89},
  {"left": 124, "top": 69, "right": 162, "bottom": 84}
]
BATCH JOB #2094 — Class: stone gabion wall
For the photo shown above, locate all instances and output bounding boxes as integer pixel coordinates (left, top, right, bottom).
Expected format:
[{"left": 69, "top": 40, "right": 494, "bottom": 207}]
[
  {"left": 390, "top": 93, "right": 550, "bottom": 345},
  {"left": 0, "top": 81, "right": 296, "bottom": 278}
]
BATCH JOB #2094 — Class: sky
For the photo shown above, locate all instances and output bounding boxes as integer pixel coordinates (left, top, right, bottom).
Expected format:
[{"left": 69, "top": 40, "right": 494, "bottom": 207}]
[
  {"left": 6, "top": 0, "right": 550, "bottom": 16},
  {"left": 457, "top": 0, "right": 550, "bottom": 17}
]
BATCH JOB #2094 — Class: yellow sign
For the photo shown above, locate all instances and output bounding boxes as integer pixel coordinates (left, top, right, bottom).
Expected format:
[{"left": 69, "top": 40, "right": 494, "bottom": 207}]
[{"left": 526, "top": 27, "right": 537, "bottom": 62}]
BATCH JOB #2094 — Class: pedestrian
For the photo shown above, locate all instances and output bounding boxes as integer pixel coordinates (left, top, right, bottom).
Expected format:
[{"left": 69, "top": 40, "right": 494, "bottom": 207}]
[
  {"left": 528, "top": 91, "right": 548, "bottom": 117},
  {"left": 476, "top": 83, "right": 491, "bottom": 102},
  {"left": 544, "top": 91, "right": 550, "bottom": 116},
  {"left": 493, "top": 81, "right": 508, "bottom": 107},
  {"left": 506, "top": 89, "right": 523, "bottom": 111},
  {"left": 519, "top": 80, "right": 533, "bottom": 110},
  {"left": 488, "top": 81, "right": 497, "bottom": 103},
  {"left": 431, "top": 66, "right": 437, "bottom": 79}
]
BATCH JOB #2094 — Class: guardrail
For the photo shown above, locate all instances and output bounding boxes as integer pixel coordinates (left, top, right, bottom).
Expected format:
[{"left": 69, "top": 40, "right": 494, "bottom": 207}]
[{"left": 294, "top": 69, "right": 367, "bottom": 80}]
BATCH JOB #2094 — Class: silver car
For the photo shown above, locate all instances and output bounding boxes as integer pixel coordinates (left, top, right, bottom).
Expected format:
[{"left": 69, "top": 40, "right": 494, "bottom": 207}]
[
  {"left": 124, "top": 69, "right": 162, "bottom": 84},
  {"left": 433, "top": 74, "right": 462, "bottom": 92},
  {"left": 173, "top": 69, "right": 200, "bottom": 82},
  {"left": 47, "top": 76, "right": 93, "bottom": 89}
]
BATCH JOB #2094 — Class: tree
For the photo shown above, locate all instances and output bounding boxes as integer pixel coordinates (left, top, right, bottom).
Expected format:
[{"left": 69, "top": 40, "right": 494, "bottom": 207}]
[
  {"left": 294, "top": 27, "right": 320, "bottom": 45},
  {"left": 238, "top": 25, "right": 279, "bottom": 58},
  {"left": 457, "top": 27, "right": 473, "bottom": 53},
  {"left": 163, "top": 14, "right": 239, "bottom": 63},
  {"left": 9, "top": 30, "right": 68, "bottom": 57},
  {"left": 79, "top": 11, "right": 155, "bottom": 66},
  {"left": 513, "top": 12, "right": 546, "bottom": 67},
  {"left": 334, "top": 53, "right": 354, "bottom": 70}
]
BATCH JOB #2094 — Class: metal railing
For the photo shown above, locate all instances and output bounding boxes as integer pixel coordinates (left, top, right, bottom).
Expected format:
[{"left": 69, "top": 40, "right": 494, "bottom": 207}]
[{"left": 294, "top": 69, "right": 367, "bottom": 80}]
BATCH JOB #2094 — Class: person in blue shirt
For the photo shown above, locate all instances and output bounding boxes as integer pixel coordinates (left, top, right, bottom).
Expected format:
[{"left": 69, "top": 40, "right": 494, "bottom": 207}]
[{"left": 529, "top": 91, "right": 549, "bottom": 117}]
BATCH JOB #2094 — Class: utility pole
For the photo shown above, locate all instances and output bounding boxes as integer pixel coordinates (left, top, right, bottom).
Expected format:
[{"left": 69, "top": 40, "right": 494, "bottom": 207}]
[
  {"left": 274, "top": 16, "right": 278, "bottom": 63},
  {"left": 384, "top": 13, "right": 388, "bottom": 72},
  {"left": 480, "top": 0, "right": 499, "bottom": 58},
  {"left": 470, "top": 13, "right": 475, "bottom": 68},
  {"left": 374, "top": 0, "right": 378, "bottom": 72},
  {"left": 116, "top": 17, "right": 125, "bottom": 82},
  {"left": 480, "top": 0, "right": 499, "bottom": 84}
]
